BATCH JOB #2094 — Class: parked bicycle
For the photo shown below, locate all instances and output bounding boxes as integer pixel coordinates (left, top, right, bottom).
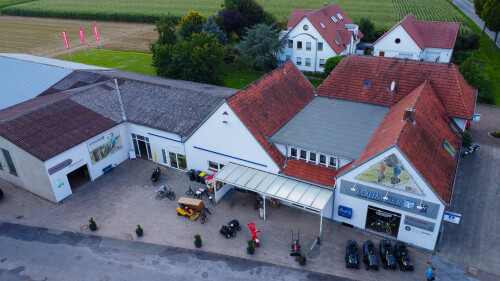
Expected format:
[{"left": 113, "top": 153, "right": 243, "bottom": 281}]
[
  {"left": 200, "top": 207, "right": 211, "bottom": 224},
  {"left": 155, "top": 185, "right": 176, "bottom": 200}
]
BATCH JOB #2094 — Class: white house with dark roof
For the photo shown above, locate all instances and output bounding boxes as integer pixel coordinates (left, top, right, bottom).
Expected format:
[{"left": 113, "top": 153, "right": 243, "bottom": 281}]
[
  {"left": 277, "top": 2, "right": 362, "bottom": 72},
  {"left": 372, "top": 14, "right": 460, "bottom": 63}
]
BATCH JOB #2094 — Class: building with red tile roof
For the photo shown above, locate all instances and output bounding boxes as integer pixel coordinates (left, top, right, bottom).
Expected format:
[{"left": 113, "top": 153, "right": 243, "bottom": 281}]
[
  {"left": 372, "top": 13, "right": 460, "bottom": 63},
  {"left": 278, "top": 3, "right": 362, "bottom": 72}
]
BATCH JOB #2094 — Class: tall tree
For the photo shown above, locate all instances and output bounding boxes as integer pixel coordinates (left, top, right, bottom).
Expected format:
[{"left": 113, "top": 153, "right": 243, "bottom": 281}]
[
  {"left": 474, "top": 0, "right": 487, "bottom": 35},
  {"left": 203, "top": 17, "right": 228, "bottom": 45},
  {"left": 149, "top": 19, "right": 177, "bottom": 55},
  {"left": 482, "top": 0, "right": 500, "bottom": 47},
  {"left": 152, "top": 32, "right": 227, "bottom": 85},
  {"left": 238, "top": 23, "right": 284, "bottom": 70},
  {"left": 218, "top": 9, "right": 247, "bottom": 35},
  {"left": 357, "top": 18, "right": 375, "bottom": 42},
  {"left": 178, "top": 10, "right": 207, "bottom": 39},
  {"left": 223, "top": 0, "right": 272, "bottom": 27}
]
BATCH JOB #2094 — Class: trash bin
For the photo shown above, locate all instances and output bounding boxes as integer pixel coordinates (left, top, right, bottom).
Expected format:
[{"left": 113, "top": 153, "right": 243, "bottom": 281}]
[
  {"left": 188, "top": 169, "right": 196, "bottom": 181},
  {"left": 199, "top": 172, "right": 207, "bottom": 184},
  {"left": 195, "top": 170, "right": 202, "bottom": 182}
]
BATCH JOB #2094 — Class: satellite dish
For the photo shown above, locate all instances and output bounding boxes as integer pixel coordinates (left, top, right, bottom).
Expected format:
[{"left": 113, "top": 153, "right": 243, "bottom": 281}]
[{"left": 390, "top": 81, "right": 396, "bottom": 92}]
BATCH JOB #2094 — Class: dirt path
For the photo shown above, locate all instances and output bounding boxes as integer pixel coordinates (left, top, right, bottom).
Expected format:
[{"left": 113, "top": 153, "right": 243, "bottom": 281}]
[{"left": 0, "top": 15, "right": 157, "bottom": 58}]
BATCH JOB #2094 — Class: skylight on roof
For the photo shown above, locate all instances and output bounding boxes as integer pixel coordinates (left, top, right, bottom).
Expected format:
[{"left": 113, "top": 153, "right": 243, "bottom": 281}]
[
  {"left": 363, "top": 81, "right": 371, "bottom": 87},
  {"left": 330, "top": 16, "right": 338, "bottom": 23},
  {"left": 334, "top": 40, "right": 340, "bottom": 46},
  {"left": 320, "top": 22, "right": 325, "bottom": 29},
  {"left": 337, "top": 13, "right": 343, "bottom": 20},
  {"left": 443, "top": 139, "right": 456, "bottom": 158}
]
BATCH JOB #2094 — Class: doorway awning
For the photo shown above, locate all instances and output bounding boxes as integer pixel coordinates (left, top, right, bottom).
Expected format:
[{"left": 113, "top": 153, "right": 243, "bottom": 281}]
[{"left": 214, "top": 162, "right": 333, "bottom": 212}]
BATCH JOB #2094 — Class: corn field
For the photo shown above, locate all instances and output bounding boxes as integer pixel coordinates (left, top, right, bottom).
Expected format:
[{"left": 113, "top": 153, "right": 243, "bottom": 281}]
[{"left": 1, "top": 0, "right": 472, "bottom": 34}]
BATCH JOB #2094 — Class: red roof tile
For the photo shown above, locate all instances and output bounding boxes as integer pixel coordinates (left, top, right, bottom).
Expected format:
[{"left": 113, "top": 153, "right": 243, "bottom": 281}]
[
  {"left": 317, "top": 55, "right": 476, "bottom": 119},
  {"left": 338, "top": 81, "right": 461, "bottom": 204},
  {"left": 0, "top": 99, "right": 118, "bottom": 161},
  {"left": 373, "top": 13, "right": 459, "bottom": 50},
  {"left": 280, "top": 159, "right": 336, "bottom": 187},
  {"left": 227, "top": 61, "right": 315, "bottom": 167},
  {"left": 287, "top": 9, "right": 313, "bottom": 28},
  {"left": 285, "top": 3, "right": 362, "bottom": 55}
]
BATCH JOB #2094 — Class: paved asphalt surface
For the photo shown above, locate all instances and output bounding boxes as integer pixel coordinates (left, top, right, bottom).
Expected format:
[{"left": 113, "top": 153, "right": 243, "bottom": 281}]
[
  {"left": 0, "top": 222, "right": 350, "bottom": 281},
  {"left": 452, "top": 0, "right": 500, "bottom": 47}
]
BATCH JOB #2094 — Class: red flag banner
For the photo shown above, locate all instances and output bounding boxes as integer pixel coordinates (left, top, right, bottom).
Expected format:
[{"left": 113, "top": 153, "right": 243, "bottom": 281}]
[
  {"left": 62, "top": 30, "right": 70, "bottom": 50},
  {"left": 79, "top": 26, "right": 86, "bottom": 45},
  {"left": 93, "top": 22, "right": 100, "bottom": 42}
]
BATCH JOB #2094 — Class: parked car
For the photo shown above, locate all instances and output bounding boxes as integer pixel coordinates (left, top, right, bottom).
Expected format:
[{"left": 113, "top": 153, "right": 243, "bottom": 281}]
[
  {"left": 394, "top": 242, "right": 414, "bottom": 271},
  {"left": 363, "top": 240, "right": 379, "bottom": 270},
  {"left": 379, "top": 240, "right": 397, "bottom": 269},
  {"left": 345, "top": 240, "right": 360, "bottom": 269}
]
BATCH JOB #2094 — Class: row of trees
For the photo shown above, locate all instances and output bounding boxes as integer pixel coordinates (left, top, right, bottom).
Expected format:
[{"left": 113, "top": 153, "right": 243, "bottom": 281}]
[
  {"left": 150, "top": 0, "right": 284, "bottom": 86},
  {"left": 474, "top": 0, "right": 499, "bottom": 47}
]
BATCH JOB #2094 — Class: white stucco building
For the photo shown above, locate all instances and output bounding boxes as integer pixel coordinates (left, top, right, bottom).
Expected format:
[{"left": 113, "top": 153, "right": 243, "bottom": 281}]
[
  {"left": 372, "top": 13, "right": 460, "bottom": 63},
  {"left": 277, "top": 3, "right": 362, "bottom": 72}
]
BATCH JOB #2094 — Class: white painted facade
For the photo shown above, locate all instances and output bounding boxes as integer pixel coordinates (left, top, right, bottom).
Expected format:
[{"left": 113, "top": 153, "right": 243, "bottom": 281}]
[
  {"left": 333, "top": 147, "right": 445, "bottom": 251},
  {"left": 184, "top": 102, "right": 280, "bottom": 176},
  {"left": 373, "top": 25, "right": 453, "bottom": 63},
  {"left": 278, "top": 18, "right": 353, "bottom": 72},
  {"left": 43, "top": 123, "right": 131, "bottom": 202}
]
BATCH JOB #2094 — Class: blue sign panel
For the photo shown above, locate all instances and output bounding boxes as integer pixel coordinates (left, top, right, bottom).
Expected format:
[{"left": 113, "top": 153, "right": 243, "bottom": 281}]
[{"left": 338, "top": 205, "right": 352, "bottom": 219}]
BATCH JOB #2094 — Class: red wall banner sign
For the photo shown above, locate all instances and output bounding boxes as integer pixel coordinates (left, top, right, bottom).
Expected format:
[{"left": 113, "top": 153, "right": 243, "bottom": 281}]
[
  {"left": 62, "top": 30, "right": 70, "bottom": 49},
  {"left": 79, "top": 26, "right": 86, "bottom": 45},
  {"left": 94, "top": 23, "right": 100, "bottom": 42}
]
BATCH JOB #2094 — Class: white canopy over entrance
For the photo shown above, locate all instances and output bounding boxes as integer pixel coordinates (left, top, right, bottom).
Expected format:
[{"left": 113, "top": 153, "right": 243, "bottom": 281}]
[{"left": 214, "top": 162, "right": 334, "bottom": 238}]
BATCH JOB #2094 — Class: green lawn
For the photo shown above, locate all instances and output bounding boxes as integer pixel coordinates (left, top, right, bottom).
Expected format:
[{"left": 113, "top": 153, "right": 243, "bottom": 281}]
[{"left": 61, "top": 49, "right": 155, "bottom": 75}]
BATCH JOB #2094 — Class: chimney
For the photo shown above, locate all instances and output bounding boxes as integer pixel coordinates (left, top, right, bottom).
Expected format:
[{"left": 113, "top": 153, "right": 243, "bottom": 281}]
[
  {"left": 404, "top": 108, "right": 416, "bottom": 123},
  {"left": 324, "top": 2, "right": 328, "bottom": 7}
]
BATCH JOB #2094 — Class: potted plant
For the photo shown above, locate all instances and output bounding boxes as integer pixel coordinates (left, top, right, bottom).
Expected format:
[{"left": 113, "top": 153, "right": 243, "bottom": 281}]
[
  {"left": 194, "top": 234, "right": 202, "bottom": 248},
  {"left": 298, "top": 253, "right": 307, "bottom": 265},
  {"left": 89, "top": 217, "right": 97, "bottom": 231},
  {"left": 247, "top": 239, "right": 255, "bottom": 255},
  {"left": 135, "top": 225, "right": 143, "bottom": 237}
]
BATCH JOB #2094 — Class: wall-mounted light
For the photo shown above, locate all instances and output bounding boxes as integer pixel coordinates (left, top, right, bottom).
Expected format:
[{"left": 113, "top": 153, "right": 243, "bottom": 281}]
[
  {"left": 383, "top": 191, "right": 389, "bottom": 201},
  {"left": 350, "top": 182, "right": 357, "bottom": 192},
  {"left": 222, "top": 120, "right": 228, "bottom": 124},
  {"left": 416, "top": 199, "right": 424, "bottom": 209}
]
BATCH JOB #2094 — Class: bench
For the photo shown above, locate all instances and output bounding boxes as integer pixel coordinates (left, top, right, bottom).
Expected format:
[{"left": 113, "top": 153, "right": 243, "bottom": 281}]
[{"left": 102, "top": 164, "right": 114, "bottom": 175}]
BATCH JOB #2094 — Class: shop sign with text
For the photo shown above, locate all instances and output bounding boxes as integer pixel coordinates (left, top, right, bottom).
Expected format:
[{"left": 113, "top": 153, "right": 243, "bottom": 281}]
[
  {"left": 48, "top": 159, "right": 72, "bottom": 175},
  {"left": 404, "top": 215, "right": 435, "bottom": 232},
  {"left": 338, "top": 205, "right": 352, "bottom": 219}
]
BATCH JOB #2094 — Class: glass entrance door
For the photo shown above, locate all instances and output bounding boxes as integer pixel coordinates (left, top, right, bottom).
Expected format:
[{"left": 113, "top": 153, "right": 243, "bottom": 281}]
[{"left": 131, "top": 134, "right": 152, "bottom": 159}]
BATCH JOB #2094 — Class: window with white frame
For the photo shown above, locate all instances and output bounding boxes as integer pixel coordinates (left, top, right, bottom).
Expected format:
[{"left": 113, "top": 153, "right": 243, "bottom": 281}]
[
  {"left": 329, "top": 157, "right": 337, "bottom": 168},
  {"left": 318, "top": 42, "right": 323, "bottom": 51},
  {"left": 288, "top": 40, "right": 293, "bottom": 48},
  {"left": 305, "top": 58, "right": 311, "bottom": 66},
  {"left": 288, "top": 147, "right": 338, "bottom": 169},
  {"left": 297, "top": 41, "right": 302, "bottom": 50},
  {"left": 319, "top": 59, "right": 326, "bottom": 67},
  {"left": 306, "top": 42, "right": 311, "bottom": 51},
  {"left": 319, "top": 154, "right": 326, "bottom": 165},
  {"left": 300, "top": 150, "right": 307, "bottom": 160},
  {"left": 296, "top": 57, "right": 302, "bottom": 65},
  {"left": 309, "top": 152, "right": 316, "bottom": 162},
  {"left": 208, "top": 161, "right": 225, "bottom": 172},
  {"left": 291, "top": 147, "right": 297, "bottom": 157}
]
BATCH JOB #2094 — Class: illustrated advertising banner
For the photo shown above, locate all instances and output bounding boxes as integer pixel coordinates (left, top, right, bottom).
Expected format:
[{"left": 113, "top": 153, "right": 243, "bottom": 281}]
[
  {"left": 356, "top": 154, "right": 423, "bottom": 195},
  {"left": 87, "top": 128, "right": 122, "bottom": 164}
]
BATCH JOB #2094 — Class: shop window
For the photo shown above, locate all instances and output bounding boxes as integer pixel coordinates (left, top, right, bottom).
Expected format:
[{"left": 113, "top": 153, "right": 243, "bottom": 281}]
[
  {"left": 215, "top": 180, "right": 225, "bottom": 191},
  {"left": 177, "top": 154, "right": 187, "bottom": 170},
  {"left": 290, "top": 148, "right": 297, "bottom": 158},
  {"left": 168, "top": 152, "right": 187, "bottom": 170},
  {"left": 300, "top": 150, "right": 307, "bottom": 160},
  {"left": 169, "top": 152, "right": 178, "bottom": 168},
  {"left": 296, "top": 57, "right": 302, "bottom": 65},
  {"left": 319, "top": 59, "right": 326, "bottom": 67},
  {"left": 318, "top": 42, "right": 323, "bottom": 51},
  {"left": 319, "top": 155, "right": 326, "bottom": 165},
  {"left": 306, "top": 42, "right": 311, "bottom": 51},
  {"left": 288, "top": 40, "right": 293, "bottom": 48},
  {"left": 297, "top": 41, "right": 302, "bottom": 50},
  {"left": 2, "top": 149, "right": 17, "bottom": 175},
  {"left": 305, "top": 58, "right": 311, "bottom": 66},
  {"left": 443, "top": 139, "right": 456, "bottom": 158},
  {"left": 309, "top": 152, "right": 316, "bottom": 162},
  {"left": 208, "top": 161, "right": 224, "bottom": 172},
  {"left": 365, "top": 206, "right": 401, "bottom": 238}
]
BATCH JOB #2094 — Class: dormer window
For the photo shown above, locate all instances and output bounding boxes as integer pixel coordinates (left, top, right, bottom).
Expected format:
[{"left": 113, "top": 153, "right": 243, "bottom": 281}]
[
  {"left": 337, "top": 13, "right": 343, "bottom": 20},
  {"left": 320, "top": 22, "right": 325, "bottom": 29},
  {"left": 330, "top": 16, "right": 338, "bottom": 23},
  {"left": 288, "top": 147, "right": 338, "bottom": 169},
  {"left": 291, "top": 147, "right": 297, "bottom": 157},
  {"left": 300, "top": 150, "right": 307, "bottom": 160}
]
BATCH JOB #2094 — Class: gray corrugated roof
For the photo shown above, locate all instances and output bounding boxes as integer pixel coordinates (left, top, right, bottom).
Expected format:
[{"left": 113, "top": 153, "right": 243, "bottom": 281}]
[
  {"left": 119, "top": 80, "right": 229, "bottom": 136},
  {"left": 0, "top": 54, "right": 108, "bottom": 70},
  {"left": 270, "top": 97, "right": 389, "bottom": 160},
  {"left": 0, "top": 56, "right": 73, "bottom": 110}
]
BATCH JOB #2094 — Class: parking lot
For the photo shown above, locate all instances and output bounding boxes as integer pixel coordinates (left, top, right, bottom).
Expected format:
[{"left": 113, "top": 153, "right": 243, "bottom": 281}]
[{"left": 0, "top": 157, "right": 435, "bottom": 281}]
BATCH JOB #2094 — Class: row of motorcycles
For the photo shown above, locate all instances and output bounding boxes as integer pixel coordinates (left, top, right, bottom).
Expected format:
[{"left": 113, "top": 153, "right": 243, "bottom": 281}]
[{"left": 345, "top": 239, "right": 414, "bottom": 271}]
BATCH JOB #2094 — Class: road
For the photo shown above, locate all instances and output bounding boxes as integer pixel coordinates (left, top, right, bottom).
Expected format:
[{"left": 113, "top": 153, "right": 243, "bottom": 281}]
[
  {"left": 0, "top": 222, "right": 348, "bottom": 281},
  {"left": 452, "top": 0, "right": 499, "bottom": 47}
]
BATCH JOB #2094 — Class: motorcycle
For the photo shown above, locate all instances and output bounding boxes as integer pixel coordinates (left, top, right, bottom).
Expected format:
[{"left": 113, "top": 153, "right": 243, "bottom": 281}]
[
  {"left": 219, "top": 219, "right": 241, "bottom": 238},
  {"left": 151, "top": 167, "right": 161, "bottom": 184},
  {"left": 461, "top": 144, "right": 480, "bottom": 157}
]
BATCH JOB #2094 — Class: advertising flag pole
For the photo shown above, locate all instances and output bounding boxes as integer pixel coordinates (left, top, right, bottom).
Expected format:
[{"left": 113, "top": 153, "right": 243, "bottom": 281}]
[
  {"left": 79, "top": 25, "right": 88, "bottom": 56},
  {"left": 94, "top": 22, "right": 102, "bottom": 50},
  {"left": 62, "top": 29, "right": 72, "bottom": 61}
]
